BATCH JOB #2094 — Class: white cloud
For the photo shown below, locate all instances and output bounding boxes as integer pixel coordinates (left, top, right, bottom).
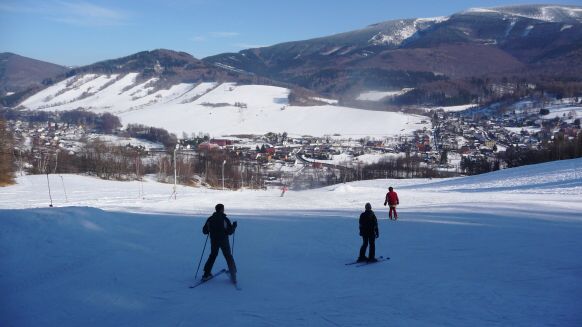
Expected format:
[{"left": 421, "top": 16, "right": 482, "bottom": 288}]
[
  {"left": 190, "top": 36, "right": 206, "bottom": 42},
  {"left": 233, "top": 43, "right": 266, "bottom": 49},
  {"left": 210, "top": 32, "right": 240, "bottom": 38},
  {"left": 190, "top": 32, "right": 241, "bottom": 43},
  {"left": 52, "top": 1, "right": 129, "bottom": 26},
  {"left": 0, "top": 1, "right": 43, "bottom": 14},
  {"left": 0, "top": 0, "right": 130, "bottom": 27}
]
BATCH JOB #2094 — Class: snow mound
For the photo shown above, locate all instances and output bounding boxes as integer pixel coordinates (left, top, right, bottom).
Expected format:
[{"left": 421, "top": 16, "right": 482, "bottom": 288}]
[
  {"left": 329, "top": 184, "right": 358, "bottom": 193},
  {"left": 415, "top": 158, "right": 582, "bottom": 194}
]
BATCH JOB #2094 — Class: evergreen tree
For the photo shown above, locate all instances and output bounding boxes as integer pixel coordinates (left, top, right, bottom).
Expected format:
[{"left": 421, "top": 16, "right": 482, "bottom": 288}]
[
  {"left": 0, "top": 116, "right": 15, "bottom": 186},
  {"left": 440, "top": 150, "right": 448, "bottom": 165}
]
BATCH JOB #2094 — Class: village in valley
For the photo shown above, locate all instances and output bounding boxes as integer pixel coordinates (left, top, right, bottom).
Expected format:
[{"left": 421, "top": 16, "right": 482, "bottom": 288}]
[{"left": 4, "top": 95, "right": 581, "bottom": 190}]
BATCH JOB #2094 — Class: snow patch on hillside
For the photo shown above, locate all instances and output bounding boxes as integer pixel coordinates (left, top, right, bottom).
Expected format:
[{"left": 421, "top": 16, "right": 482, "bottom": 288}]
[
  {"left": 18, "top": 73, "right": 427, "bottom": 138},
  {"left": 368, "top": 17, "right": 448, "bottom": 46},
  {"left": 369, "top": 22, "right": 418, "bottom": 46},
  {"left": 88, "top": 134, "right": 163, "bottom": 150},
  {"left": 310, "top": 97, "right": 338, "bottom": 105},
  {"left": 466, "top": 5, "right": 582, "bottom": 23},
  {"left": 436, "top": 104, "right": 477, "bottom": 112},
  {"left": 357, "top": 88, "right": 413, "bottom": 101}
]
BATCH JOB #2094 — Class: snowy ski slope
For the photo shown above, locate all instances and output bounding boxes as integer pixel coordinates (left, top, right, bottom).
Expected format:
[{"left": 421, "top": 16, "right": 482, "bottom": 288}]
[
  {"left": 19, "top": 73, "right": 428, "bottom": 138},
  {"left": 1, "top": 158, "right": 581, "bottom": 326}
]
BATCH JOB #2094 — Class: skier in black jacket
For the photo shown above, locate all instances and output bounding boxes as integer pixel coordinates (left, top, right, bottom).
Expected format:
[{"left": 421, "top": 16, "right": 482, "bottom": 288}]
[
  {"left": 358, "top": 203, "right": 379, "bottom": 262},
  {"left": 202, "top": 204, "right": 237, "bottom": 282}
]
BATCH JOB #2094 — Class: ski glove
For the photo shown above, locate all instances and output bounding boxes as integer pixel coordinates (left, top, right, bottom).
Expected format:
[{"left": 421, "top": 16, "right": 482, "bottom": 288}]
[
  {"left": 233, "top": 221, "right": 237, "bottom": 229},
  {"left": 202, "top": 224, "right": 209, "bottom": 235}
]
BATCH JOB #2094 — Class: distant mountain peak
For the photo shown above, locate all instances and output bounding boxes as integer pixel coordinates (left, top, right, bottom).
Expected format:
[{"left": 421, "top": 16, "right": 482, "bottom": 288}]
[
  {"left": 464, "top": 4, "right": 582, "bottom": 23},
  {"left": 78, "top": 49, "right": 202, "bottom": 74},
  {"left": 0, "top": 53, "right": 68, "bottom": 98}
]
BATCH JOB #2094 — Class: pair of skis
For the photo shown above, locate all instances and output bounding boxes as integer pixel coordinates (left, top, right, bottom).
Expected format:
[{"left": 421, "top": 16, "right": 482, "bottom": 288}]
[
  {"left": 189, "top": 269, "right": 240, "bottom": 290},
  {"left": 189, "top": 255, "right": 390, "bottom": 289},
  {"left": 345, "top": 256, "right": 390, "bottom": 267}
]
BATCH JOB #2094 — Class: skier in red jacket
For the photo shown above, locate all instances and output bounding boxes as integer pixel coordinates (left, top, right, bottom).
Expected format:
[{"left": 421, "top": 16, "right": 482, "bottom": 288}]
[{"left": 384, "top": 186, "right": 399, "bottom": 220}]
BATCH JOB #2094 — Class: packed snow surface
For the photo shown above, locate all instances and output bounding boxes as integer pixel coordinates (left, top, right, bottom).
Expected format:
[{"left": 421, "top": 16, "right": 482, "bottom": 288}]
[
  {"left": 19, "top": 75, "right": 427, "bottom": 138},
  {"left": 2, "top": 158, "right": 582, "bottom": 326}
]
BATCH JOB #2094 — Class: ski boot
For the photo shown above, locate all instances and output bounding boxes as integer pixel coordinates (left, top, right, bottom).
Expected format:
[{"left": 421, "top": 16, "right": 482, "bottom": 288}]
[{"left": 202, "top": 272, "right": 213, "bottom": 281}]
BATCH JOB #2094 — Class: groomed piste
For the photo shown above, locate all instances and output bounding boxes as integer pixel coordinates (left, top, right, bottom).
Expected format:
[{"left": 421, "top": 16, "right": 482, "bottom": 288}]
[{"left": 1, "top": 158, "right": 581, "bottom": 326}]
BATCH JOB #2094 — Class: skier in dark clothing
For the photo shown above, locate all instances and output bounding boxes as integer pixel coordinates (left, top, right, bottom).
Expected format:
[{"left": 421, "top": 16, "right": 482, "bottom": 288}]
[
  {"left": 202, "top": 203, "right": 238, "bottom": 282},
  {"left": 358, "top": 203, "right": 379, "bottom": 262}
]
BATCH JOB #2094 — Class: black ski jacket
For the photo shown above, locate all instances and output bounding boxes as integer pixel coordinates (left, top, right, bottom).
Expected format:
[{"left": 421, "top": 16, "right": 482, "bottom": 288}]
[
  {"left": 359, "top": 209, "right": 379, "bottom": 237},
  {"left": 203, "top": 212, "right": 235, "bottom": 239}
]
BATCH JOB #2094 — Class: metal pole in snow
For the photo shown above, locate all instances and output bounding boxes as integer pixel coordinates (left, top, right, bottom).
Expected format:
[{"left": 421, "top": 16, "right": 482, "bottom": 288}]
[
  {"left": 46, "top": 173, "right": 53, "bottom": 207},
  {"left": 173, "top": 145, "right": 178, "bottom": 199},
  {"left": 222, "top": 160, "right": 226, "bottom": 190}
]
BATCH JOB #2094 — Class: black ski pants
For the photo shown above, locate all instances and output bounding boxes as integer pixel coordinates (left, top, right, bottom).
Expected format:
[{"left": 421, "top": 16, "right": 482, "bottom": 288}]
[
  {"left": 204, "top": 236, "right": 237, "bottom": 274},
  {"left": 359, "top": 235, "right": 375, "bottom": 259}
]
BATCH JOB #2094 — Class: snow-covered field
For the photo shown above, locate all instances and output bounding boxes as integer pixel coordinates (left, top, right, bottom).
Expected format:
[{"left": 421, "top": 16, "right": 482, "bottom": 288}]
[
  {"left": 2, "top": 158, "right": 582, "bottom": 326},
  {"left": 19, "top": 74, "right": 428, "bottom": 138},
  {"left": 356, "top": 89, "right": 413, "bottom": 101},
  {"left": 434, "top": 104, "right": 477, "bottom": 112},
  {"left": 86, "top": 134, "right": 164, "bottom": 150}
]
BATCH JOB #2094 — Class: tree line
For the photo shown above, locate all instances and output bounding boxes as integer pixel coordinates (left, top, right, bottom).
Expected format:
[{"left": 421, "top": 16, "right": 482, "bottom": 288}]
[
  {"left": 502, "top": 132, "right": 582, "bottom": 168},
  {"left": 12, "top": 137, "right": 270, "bottom": 190},
  {"left": 0, "top": 115, "right": 15, "bottom": 185},
  {"left": 459, "top": 131, "right": 582, "bottom": 175},
  {"left": 1, "top": 108, "right": 122, "bottom": 133}
]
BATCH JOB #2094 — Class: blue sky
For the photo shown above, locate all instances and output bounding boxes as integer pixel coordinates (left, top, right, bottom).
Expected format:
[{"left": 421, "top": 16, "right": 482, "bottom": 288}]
[{"left": 1, "top": 0, "right": 580, "bottom": 66}]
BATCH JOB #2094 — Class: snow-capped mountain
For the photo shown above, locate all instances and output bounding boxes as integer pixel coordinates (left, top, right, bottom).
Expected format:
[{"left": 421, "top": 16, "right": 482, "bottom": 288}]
[
  {"left": 5, "top": 4, "right": 582, "bottom": 116},
  {"left": 205, "top": 4, "right": 582, "bottom": 100},
  {"left": 464, "top": 4, "right": 582, "bottom": 23}
]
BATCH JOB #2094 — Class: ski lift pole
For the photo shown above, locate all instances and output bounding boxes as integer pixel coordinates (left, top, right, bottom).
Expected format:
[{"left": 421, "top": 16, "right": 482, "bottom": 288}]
[
  {"left": 60, "top": 175, "right": 68, "bottom": 202},
  {"left": 173, "top": 144, "right": 178, "bottom": 199},
  {"left": 46, "top": 173, "right": 53, "bottom": 207}
]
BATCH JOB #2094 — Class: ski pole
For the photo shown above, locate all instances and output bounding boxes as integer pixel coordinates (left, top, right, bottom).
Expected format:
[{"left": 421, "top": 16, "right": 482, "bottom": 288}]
[
  {"left": 231, "top": 229, "right": 236, "bottom": 257},
  {"left": 194, "top": 234, "right": 209, "bottom": 279}
]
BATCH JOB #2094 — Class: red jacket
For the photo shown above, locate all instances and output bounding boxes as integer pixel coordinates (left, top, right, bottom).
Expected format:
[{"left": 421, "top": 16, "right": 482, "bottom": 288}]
[{"left": 385, "top": 191, "right": 399, "bottom": 205}]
